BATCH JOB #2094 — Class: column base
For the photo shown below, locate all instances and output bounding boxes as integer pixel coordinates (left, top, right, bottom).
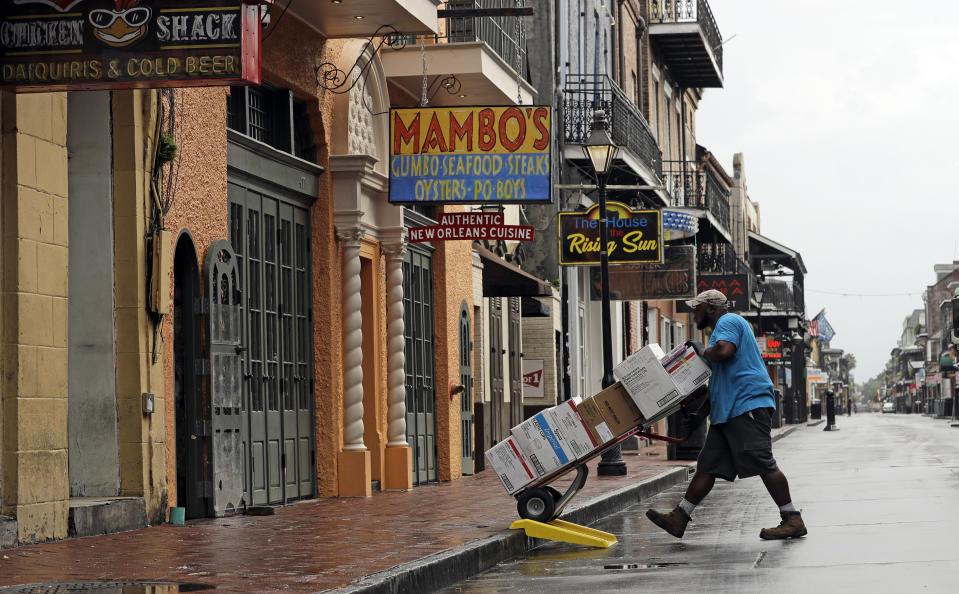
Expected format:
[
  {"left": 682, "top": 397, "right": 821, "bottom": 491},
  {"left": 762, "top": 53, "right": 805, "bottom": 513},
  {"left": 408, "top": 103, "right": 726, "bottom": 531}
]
[
  {"left": 384, "top": 445, "right": 413, "bottom": 491},
  {"left": 337, "top": 449, "right": 372, "bottom": 497}
]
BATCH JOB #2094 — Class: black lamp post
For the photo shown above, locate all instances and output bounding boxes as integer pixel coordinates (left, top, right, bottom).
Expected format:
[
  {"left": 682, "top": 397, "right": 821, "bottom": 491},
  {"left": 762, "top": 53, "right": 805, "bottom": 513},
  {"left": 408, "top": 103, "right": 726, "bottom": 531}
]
[{"left": 583, "top": 110, "right": 625, "bottom": 476}]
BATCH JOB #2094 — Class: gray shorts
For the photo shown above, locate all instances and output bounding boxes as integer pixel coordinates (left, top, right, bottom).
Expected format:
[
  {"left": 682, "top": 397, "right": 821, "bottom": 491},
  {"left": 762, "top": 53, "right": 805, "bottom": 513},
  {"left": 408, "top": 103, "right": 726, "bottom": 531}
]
[{"left": 697, "top": 407, "right": 779, "bottom": 481}]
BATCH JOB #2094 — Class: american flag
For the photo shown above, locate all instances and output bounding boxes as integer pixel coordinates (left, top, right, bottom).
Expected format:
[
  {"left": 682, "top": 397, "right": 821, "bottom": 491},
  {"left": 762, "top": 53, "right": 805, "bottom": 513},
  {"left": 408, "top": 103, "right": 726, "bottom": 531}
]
[{"left": 811, "top": 311, "right": 835, "bottom": 342}]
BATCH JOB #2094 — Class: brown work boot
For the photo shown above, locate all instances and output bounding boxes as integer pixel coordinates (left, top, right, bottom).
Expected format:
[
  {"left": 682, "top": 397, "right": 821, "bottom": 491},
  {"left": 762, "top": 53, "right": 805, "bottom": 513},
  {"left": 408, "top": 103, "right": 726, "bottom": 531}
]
[
  {"left": 759, "top": 511, "right": 807, "bottom": 540},
  {"left": 645, "top": 506, "right": 691, "bottom": 538}
]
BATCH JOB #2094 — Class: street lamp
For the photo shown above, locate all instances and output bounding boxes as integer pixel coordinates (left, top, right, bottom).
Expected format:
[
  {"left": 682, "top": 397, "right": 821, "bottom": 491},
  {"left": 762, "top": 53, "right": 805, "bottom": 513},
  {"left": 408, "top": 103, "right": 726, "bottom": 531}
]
[{"left": 583, "top": 110, "right": 624, "bottom": 476}]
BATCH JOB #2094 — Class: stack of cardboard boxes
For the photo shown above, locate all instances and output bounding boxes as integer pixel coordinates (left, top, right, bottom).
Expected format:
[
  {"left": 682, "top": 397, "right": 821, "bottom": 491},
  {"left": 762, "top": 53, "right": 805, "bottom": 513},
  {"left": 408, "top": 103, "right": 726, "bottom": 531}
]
[{"left": 486, "top": 343, "right": 712, "bottom": 495}]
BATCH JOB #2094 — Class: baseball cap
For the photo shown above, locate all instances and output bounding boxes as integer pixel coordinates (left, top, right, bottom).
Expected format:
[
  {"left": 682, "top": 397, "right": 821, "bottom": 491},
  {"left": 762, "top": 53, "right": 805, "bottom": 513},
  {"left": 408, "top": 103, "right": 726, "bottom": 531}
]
[{"left": 684, "top": 289, "right": 730, "bottom": 309}]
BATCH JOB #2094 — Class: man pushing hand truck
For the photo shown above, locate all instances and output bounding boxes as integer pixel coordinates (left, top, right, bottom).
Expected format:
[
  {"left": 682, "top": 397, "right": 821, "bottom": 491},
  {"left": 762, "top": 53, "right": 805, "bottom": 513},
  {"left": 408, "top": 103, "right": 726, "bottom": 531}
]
[{"left": 645, "top": 290, "right": 808, "bottom": 541}]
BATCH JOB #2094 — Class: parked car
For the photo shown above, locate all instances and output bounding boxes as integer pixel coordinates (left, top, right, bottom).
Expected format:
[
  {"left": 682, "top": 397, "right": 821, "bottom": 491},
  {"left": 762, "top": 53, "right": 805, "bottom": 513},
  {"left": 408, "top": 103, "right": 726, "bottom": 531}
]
[{"left": 882, "top": 401, "right": 895, "bottom": 414}]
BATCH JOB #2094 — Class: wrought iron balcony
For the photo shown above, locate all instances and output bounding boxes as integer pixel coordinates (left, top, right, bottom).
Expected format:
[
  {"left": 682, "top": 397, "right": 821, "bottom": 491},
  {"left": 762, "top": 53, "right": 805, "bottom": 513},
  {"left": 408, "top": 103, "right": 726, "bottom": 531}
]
[
  {"left": 444, "top": 0, "right": 528, "bottom": 79},
  {"left": 662, "top": 160, "right": 730, "bottom": 232},
  {"left": 761, "top": 279, "right": 805, "bottom": 315},
  {"left": 649, "top": 0, "right": 723, "bottom": 87},
  {"left": 697, "top": 242, "right": 749, "bottom": 276},
  {"left": 563, "top": 74, "right": 662, "bottom": 178}
]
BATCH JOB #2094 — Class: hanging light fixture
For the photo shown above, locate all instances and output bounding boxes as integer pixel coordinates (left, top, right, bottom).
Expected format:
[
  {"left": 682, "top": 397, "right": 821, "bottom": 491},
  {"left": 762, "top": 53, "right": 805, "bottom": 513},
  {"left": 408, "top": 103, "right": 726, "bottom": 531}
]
[{"left": 583, "top": 110, "right": 618, "bottom": 176}]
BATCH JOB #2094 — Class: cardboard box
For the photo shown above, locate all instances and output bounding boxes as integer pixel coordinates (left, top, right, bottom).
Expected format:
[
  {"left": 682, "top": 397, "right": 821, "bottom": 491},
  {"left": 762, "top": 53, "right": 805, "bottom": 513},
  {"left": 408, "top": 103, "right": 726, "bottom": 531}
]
[
  {"left": 583, "top": 382, "right": 646, "bottom": 441},
  {"left": 550, "top": 398, "right": 600, "bottom": 460},
  {"left": 485, "top": 437, "right": 540, "bottom": 495},
  {"left": 612, "top": 344, "right": 682, "bottom": 421},
  {"left": 662, "top": 343, "right": 712, "bottom": 396},
  {"left": 511, "top": 398, "right": 600, "bottom": 472}
]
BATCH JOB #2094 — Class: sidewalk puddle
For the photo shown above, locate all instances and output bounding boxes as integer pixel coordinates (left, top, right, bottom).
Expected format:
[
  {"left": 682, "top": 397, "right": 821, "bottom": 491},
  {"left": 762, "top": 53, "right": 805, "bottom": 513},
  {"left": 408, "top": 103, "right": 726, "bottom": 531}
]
[
  {"left": 0, "top": 582, "right": 214, "bottom": 593},
  {"left": 603, "top": 562, "right": 688, "bottom": 570}
]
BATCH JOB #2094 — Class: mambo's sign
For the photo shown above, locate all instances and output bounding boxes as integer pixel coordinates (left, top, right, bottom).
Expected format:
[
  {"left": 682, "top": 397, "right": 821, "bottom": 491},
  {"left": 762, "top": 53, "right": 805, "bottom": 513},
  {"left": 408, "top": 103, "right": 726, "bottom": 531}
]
[
  {"left": 559, "top": 201, "right": 662, "bottom": 266},
  {"left": 389, "top": 106, "right": 551, "bottom": 204},
  {"left": 0, "top": 0, "right": 262, "bottom": 92},
  {"left": 408, "top": 212, "right": 534, "bottom": 243}
]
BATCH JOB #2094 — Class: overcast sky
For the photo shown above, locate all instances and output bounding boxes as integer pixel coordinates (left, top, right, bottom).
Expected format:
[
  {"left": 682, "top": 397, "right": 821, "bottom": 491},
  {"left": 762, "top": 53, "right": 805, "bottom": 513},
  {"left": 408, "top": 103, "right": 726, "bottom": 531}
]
[{"left": 694, "top": 0, "right": 959, "bottom": 382}]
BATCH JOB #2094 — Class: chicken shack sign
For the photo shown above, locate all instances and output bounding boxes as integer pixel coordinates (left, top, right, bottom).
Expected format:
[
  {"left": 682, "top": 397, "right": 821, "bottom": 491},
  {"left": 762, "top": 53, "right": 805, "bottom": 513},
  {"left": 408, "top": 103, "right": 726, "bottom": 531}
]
[
  {"left": 0, "top": 0, "right": 262, "bottom": 92},
  {"left": 390, "top": 106, "right": 552, "bottom": 204}
]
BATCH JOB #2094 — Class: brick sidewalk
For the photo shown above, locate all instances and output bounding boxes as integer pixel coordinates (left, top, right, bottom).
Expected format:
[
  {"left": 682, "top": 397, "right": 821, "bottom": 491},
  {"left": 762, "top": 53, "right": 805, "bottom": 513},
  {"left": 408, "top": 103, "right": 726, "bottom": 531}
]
[{"left": 0, "top": 424, "right": 798, "bottom": 592}]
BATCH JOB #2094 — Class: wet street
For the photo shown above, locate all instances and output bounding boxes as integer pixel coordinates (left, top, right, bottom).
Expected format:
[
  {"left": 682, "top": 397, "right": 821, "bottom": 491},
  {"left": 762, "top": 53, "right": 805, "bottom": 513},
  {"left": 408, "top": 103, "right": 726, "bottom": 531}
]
[{"left": 444, "top": 413, "right": 959, "bottom": 593}]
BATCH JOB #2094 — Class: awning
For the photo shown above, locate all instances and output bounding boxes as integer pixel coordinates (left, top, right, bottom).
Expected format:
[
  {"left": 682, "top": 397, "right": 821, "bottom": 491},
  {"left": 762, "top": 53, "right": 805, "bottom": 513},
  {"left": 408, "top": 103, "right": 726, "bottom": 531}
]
[
  {"left": 748, "top": 231, "right": 807, "bottom": 274},
  {"left": 474, "top": 244, "right": 552, "bottom": 297},
  {"left": 522, "top": 296, "right": 551, "bottom": 317}
]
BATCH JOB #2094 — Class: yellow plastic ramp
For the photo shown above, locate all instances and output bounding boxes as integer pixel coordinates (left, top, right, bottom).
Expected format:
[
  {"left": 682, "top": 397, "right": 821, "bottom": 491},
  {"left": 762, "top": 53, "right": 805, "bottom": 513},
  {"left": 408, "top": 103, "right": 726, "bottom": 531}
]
[{"left": 509, "top": 518, "right": 618, "bottom": 548}]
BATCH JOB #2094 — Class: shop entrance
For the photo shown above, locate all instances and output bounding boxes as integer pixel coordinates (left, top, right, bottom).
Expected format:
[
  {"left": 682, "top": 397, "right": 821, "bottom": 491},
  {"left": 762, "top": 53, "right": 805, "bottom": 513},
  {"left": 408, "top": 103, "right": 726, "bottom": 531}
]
[
  {"left": 404, "top": 244, "right": 438, "bottom": 485},
  {"left": 227, "top": 145, "right": 316, "bottom": 506}
]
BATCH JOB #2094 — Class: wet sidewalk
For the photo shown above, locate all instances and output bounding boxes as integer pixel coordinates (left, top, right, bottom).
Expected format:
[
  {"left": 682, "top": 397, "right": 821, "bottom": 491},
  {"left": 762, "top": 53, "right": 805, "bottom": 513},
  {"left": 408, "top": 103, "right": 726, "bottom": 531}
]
[{"left": 0, "top": 424, "right": 800, "bottom": 593}]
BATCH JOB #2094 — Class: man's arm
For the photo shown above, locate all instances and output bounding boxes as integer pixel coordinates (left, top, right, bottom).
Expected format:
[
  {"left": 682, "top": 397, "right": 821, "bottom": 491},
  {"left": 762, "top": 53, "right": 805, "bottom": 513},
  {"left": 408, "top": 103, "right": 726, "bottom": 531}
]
[{"left": 703, "top": 339, "right": 736, "bottom": 363}]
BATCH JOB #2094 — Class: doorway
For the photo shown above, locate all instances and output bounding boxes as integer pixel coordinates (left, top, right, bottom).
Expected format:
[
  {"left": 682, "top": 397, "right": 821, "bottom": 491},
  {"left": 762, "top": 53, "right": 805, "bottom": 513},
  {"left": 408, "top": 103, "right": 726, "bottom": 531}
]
[
  {"left": 173, "top": 233, "right": 205, "bottom": 518},
  {"left": 459, "top": 302, "right": 474, "bottom": 474}
]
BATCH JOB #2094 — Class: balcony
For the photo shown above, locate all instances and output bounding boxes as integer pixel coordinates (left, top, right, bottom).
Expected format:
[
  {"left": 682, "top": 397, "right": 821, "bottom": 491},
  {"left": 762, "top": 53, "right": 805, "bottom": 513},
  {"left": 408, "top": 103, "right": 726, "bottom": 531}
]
[
  {"left": 381, "top": 1, "right": 533, "bottom": 105},
  {"left": 697, "top": 242, "right": 749, "bottom": 276},
  {"left": 288, "top": 0, "right": 440, "bottom": 39},
  {"left": 760, "top": 279, "right": 805, "bottom": 316},
  {"left": 662, "top": 159, "right": 730, "bottom": 237},
  {"left": 649, "top": 0, "right": 723, "bottom": 88},
  {"left": 563, "top": 74, "right": 663, "bottom": 190}
]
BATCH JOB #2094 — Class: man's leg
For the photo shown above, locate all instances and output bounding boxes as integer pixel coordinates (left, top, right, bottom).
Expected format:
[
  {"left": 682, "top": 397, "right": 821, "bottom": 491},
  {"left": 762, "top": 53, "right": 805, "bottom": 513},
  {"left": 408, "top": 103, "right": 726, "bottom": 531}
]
[
  {"left": 760, "top": 469, "right": 791, "bottom": 506},
  {"left": 646, "top": 424, "right": 734, "bottom": 538},
  {"left": 684, "top": 471, "right": 716, "bottom": 504}
]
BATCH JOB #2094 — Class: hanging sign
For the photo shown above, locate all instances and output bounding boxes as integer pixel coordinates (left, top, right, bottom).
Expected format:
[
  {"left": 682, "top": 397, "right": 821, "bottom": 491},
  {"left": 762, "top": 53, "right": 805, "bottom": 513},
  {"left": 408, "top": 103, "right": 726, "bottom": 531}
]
[
  {"left": 757, "top": 335, "right": 783, "bottom": 360},
  {"left": 676, "top": 273, "right": 750, "bottom": 312},
  {"left": 0, "top": 0, "right": 262, "bottom": 92},
  {"left": 389, "top": 105, "right": 551, "bottom": 204},
  {"left": 588, "top": 245, "right": 695, "bottom": 301},
  {"left": 408, "top": 211, "right": 535, "bottom": 243},
  {"left": 559, "top": 201, "right": 662, "bottom": 266}
]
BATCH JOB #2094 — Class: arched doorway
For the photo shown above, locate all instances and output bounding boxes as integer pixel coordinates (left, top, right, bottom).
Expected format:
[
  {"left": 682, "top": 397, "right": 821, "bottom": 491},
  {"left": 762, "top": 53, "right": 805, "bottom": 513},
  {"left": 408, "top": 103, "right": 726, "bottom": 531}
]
[{"left": 173, "top": 232, "right": 204, "bottom": 518}]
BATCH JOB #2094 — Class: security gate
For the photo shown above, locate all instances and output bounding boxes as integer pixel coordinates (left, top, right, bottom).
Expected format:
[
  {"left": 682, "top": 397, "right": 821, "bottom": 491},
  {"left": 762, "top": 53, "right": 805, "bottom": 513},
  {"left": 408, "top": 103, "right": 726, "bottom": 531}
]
[
  {"left": 205, "top": 240, "right": 244, "bottom": 516},
  {"left": 459, "top": 302, "right": 474, "bottom": 474},
  {"left": 228, "top": 182, "right": 315, "bottom": 506},
  {"left": 404, "top": 245, "right": 437, "bottom": 485}
]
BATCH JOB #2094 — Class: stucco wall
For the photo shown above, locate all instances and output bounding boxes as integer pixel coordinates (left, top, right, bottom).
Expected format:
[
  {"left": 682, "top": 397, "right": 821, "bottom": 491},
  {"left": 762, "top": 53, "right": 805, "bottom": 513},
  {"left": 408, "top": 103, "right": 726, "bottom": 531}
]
[
  {"left": 160, "top": 87, "right": 230, "bottom": 509},
  {"left": 433, "top": 207, "right": 475, "bottom": 481}
]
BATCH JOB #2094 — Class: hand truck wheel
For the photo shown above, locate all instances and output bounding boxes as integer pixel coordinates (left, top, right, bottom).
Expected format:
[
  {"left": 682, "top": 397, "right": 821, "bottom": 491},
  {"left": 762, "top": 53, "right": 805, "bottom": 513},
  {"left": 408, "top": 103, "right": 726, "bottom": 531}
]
[{"left": 516, "top": 487, "right": 556, "bottom": 522}]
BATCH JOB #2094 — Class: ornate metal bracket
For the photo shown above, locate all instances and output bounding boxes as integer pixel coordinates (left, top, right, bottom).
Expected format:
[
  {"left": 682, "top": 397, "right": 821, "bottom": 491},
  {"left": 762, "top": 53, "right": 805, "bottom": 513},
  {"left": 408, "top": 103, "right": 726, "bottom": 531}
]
[{"left": 315, "top": 24, "right": 407, "bottom": 93}]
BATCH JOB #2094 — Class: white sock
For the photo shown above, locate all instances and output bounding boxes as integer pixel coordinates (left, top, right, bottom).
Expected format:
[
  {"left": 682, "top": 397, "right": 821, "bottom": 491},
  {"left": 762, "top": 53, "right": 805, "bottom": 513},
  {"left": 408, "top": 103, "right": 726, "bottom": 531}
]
[
  {"left": 779, "top": 502, "right": 797, "bottom": 513},
  {"left": 679, "top": 498, "right": 696, "bottom": 516}
]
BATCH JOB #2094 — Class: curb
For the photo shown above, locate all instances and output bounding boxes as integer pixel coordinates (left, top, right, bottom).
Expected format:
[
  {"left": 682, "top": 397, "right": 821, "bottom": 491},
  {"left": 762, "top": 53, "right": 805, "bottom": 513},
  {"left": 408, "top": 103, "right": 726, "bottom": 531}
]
[
  {"left": 333, "top": 465, "right": 692, "bottom": 594},
  {"left": 335, "top": 422, "right": 804, "bottom": 594}
]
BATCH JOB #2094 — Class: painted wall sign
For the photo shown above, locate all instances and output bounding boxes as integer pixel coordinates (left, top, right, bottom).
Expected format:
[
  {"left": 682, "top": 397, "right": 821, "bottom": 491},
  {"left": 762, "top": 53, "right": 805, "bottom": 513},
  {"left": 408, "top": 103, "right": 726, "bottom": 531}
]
[
  {"left": 389, "top": 106, "right": 551, "bottom": 204},
  {"left": 0, "top": 0, "right": 262, "bottom": 92},
  {"left": 559, "top": 201, "right": 662, "bottom": 266},
  {"left": 588, "top": 245, "right": 695, "bottom": 301},
  {"left": 408, "top": 211, "right": 534, "bottom": 243},
  {"left": 522, "top": 359, "right": 545, "bottom": 398}
]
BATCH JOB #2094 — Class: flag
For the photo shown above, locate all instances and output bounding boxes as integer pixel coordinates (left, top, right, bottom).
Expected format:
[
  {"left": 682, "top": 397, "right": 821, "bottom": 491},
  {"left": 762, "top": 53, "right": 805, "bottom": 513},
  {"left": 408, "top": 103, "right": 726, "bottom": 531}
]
[{"left": 813, "top": 311, "right": 835, "bottom": 342}]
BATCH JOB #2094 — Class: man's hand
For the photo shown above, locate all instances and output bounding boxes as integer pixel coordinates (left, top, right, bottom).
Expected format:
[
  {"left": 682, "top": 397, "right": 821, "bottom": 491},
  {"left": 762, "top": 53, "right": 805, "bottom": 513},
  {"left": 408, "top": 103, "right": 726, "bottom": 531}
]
[
  {"left": 685, "top": 339, "right": 705, "bottom": 357},
  {"left": 685, "top": 340, "right": 710, "bottom": 368}
]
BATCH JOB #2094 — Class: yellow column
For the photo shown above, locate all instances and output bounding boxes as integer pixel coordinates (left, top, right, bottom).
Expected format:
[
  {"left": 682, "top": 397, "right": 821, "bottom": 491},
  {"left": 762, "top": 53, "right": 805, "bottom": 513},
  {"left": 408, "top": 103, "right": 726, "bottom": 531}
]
[
  {"left": 112, "top": 90, "right": 166, "bottom": 523},
  {"left": 1, "top": 92, "right": 70, "bottom": 543}
]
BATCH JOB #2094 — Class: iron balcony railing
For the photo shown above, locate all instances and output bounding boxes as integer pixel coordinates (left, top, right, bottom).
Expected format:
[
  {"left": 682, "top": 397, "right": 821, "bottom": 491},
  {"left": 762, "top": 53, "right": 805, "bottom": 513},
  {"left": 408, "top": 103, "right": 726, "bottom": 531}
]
[
  {"left": 661, "top": 160, "right": 730, "bottom": 231},
  {"left": 444, "top": 0, "right": 528, "bottom": 79},
  {"left": 760, "top": 279, "right": 805, "bottom": 314},
  {"left": 650, "top": 0, "right": 723, "bottom": 73},
  {"left": 563, "top": 74, "right": 662, "bottom": 177},
  {"left": 697, "top": 242, "right": 749, "bottom": 276}
]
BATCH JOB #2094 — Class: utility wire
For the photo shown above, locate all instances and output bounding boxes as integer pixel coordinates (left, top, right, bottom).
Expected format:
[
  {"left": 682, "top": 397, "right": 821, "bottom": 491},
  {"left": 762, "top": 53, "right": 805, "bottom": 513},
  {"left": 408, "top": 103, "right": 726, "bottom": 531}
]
[
  {"left": 807, "top": 289, "right": 922, "bottom": 298},
  {"left": 262, "top": 0, "right": 293, "bottom": 42}
]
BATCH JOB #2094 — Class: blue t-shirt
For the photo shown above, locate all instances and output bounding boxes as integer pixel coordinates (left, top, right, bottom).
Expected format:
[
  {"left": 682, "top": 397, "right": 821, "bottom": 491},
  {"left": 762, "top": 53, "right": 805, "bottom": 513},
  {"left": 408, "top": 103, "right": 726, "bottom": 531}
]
[{"left": 707, "top": 312, "right": 775, "bottom": 424}]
